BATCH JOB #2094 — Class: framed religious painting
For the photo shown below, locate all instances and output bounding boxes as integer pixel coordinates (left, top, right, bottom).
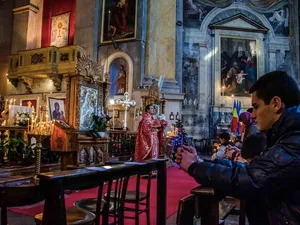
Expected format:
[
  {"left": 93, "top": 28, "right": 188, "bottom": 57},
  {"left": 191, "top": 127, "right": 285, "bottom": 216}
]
[
  {"left": 20, "top": 98, "right": 39, "bottom": 111},
  {"left": 220, "top": 37, "right": 257, "bottom": 97},
  {"left": 101, "top": 0, "right": 137, "bottom": 43},
  {"left": 51, "top": 12, "right": 70, "bottom": 47},
  {"left": 48, "top": 98, "right": 66, "bottom": 121},
  {"left": 109, "top": 58, "right": 128, "bottom": 96}
]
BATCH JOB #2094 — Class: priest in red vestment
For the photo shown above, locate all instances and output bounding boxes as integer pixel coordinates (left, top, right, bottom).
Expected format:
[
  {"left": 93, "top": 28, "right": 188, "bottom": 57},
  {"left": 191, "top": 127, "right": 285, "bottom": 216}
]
[{"left": 134, "top": 104, "right": 167, "bottom": 161}]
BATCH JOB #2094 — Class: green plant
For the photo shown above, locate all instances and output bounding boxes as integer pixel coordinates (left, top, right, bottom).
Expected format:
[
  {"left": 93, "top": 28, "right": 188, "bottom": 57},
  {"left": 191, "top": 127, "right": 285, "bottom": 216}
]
[{"left": 91, "top": 113, "right": 112, "bottom": 132}]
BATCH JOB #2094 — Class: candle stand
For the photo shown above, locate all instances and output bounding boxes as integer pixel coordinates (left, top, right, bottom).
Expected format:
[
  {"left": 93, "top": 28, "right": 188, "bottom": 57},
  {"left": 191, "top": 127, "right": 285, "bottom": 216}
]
[{"left": 27, "top": 133, "right": 51, "bottom": 181}]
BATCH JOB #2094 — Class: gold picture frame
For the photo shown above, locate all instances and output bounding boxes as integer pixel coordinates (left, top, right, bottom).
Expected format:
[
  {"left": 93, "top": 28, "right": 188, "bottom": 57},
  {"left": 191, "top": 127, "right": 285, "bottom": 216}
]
[{"left": 101, "top": 0, "right": 138, "bottom": 44}]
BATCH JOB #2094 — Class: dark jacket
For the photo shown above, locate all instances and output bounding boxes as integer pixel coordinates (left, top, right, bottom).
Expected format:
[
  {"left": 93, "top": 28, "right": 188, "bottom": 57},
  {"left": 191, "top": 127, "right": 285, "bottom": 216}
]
[{"left": 188, "top": 106, "right": 300, "bottom": 225}]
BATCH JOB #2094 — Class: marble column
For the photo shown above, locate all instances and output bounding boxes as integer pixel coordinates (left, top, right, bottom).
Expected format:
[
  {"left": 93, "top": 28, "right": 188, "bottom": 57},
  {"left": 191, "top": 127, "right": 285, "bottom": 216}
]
[
  {"left": 145, "top": 0, "right": 176, "bottom": 83},
  {"left": 197, "top": 43, "right": 210, "bottom": 138},
  {"left": 289, "top": 0, "right": 300, "bottom": 81},
  {"left": 11, "top": 2, "right": 42, "bottom": 54},
  {"left": 74, "top": 0, "right": 100, "bottom": 58},
  {"left": 176, "top": 0, "right": 183, "bottom": 92},
  {"left": 269, "top": 49, "right": 277, "bottom": 72}
]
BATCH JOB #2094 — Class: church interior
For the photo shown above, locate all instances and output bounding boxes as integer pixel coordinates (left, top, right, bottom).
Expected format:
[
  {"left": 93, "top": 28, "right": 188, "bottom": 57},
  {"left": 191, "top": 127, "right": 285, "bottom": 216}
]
[{"left": 0, "top": 0, "right": 299, "bottom": 224}]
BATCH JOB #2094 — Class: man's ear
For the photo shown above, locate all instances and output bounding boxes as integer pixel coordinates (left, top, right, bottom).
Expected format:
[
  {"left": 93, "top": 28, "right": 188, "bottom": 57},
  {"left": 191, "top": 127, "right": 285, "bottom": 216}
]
[{"left": 271, "top": 96, "right": 284, "bottom": 113}]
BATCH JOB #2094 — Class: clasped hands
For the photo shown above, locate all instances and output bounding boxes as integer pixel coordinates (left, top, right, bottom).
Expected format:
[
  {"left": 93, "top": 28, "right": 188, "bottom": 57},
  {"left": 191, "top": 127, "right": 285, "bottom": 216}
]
[{"left": 175, "top": 145, "right": 203, "bottom": 172}]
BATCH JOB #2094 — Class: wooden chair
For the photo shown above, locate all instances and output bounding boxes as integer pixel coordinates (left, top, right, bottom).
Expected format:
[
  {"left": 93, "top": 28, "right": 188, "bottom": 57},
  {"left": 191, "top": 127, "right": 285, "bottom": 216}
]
[
  {"left": 176, "top": 195, "right": 195, "bottom": 225},
  {"left": 106, "top": 171, "right": 152, "bottom": 225},
  {"left": 35, "top": 175, "right": 130, "bottom": 225}
]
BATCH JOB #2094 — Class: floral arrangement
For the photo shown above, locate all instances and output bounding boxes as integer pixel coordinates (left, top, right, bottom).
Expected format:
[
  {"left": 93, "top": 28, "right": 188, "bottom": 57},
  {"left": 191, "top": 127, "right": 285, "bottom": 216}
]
[
  {"left": 91, "top": 112, "right": 112, "bottom": 132},
  {"left": 14, "top": 111, "right": 30, "bottom": 127}
]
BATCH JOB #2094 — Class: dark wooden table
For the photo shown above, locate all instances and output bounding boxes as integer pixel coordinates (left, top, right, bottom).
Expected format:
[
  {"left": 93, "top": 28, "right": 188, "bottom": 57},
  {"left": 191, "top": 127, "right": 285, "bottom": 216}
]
[{"left": 38, "top": 159, "right": 168, "bottom": 225}]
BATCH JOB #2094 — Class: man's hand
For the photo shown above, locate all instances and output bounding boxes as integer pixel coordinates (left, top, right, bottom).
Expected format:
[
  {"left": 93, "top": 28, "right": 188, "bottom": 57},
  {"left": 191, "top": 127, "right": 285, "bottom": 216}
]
[{"left": 175, "top": 145, "right": 199, "bottom": 172}]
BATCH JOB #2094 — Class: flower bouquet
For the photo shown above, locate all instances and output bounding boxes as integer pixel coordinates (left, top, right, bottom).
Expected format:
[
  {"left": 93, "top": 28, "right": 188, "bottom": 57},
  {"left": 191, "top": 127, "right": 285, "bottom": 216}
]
[
  {"left": 13, "top": 111, "right": 30, "bottom": 127},
  {"left": 91, "top": 111, "right": 112, "bottom": 137}
]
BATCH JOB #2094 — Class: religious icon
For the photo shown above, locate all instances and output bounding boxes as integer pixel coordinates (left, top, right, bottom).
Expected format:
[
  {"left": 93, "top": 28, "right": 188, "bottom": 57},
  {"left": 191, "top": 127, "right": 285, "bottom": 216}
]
[
  {"left": 48, "top": 98, "right": 66, "bottom": 121},
  {"left": 21, "top": 99, "right": 38, "bottom": 111},
  {"left": 79, "top": 86, "right": 99, "bottom": 131},
  {"left": 220, "top": 37, "right": 257, "bottom": 96},
  {"left": 101, "top": 0, "right": 137, "bottom": 43},
  {"left": 109, "top": 58, "right": 128, "bottom": 96}
]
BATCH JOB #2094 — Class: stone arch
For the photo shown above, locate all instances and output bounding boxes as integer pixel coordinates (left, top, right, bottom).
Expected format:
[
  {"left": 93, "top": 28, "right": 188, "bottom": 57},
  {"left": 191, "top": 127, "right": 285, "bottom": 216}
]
[
  {"left": 103, "top": 51, "right": 133, "bottom": 98},
  {"left": 200, "top": 2, "right": 275, "bottom": 38}
]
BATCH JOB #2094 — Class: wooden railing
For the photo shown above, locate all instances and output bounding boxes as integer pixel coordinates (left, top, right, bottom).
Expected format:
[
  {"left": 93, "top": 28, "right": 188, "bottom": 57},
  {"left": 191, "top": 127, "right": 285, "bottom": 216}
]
[{"left": 108, "top": 131, "right": 137, "bottom": 158}]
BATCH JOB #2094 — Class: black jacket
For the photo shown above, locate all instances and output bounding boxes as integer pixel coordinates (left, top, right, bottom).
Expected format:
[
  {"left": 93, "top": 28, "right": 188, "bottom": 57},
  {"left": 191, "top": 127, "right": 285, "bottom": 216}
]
[{"left": 188, "top": 106, "right": 300, "bottom": 225}]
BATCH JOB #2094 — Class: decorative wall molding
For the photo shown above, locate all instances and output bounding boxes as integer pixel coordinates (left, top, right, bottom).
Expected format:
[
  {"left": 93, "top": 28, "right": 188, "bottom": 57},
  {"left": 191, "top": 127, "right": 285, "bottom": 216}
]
[
  {"left": 13, "top": 4, "right": 39, "bottom": 15},
  {"left": 8, "top": 78, "right": 18, "bottom": 88},
  {"left": 20, "top": 77, "right": 33, "bottom": 93},
  {"left": 47, "top": 73, "right": 63, "bottom": 92},
  {"left": 76, "top": 52, "right": 103, "bottom": 83}
]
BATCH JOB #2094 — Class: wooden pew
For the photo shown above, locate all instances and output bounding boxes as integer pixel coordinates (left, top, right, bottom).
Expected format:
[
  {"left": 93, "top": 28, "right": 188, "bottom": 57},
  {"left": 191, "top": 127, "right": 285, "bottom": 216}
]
[{"left": 38, "top": 159, "right": 168, "bottom": 225}]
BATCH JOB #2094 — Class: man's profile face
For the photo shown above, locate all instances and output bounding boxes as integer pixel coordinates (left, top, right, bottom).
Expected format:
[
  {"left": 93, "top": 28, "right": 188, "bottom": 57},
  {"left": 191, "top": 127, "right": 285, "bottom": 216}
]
[
  {"left": 147, "top": 105, "right": 156, "bottom": 115},
  {"left": 251, "top": 91, "right": 276, "bottom": 132}
]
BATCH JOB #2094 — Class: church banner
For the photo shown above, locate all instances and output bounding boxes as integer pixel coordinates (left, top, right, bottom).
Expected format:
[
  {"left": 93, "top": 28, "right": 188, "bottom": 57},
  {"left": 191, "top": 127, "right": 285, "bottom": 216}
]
[
  {"left": 50, "top": 13, "right": 70, "bottom": 47},
  {"left": 101, "top": 0, "right": 137, "bottom": 43}
]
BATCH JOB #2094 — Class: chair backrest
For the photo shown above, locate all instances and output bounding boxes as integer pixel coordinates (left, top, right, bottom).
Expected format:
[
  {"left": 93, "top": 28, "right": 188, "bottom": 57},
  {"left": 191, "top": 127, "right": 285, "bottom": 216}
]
[
  {"left": 135, "top": 171, "right": 152, "bottom": 202},
  {"left": 176, "top": 194, "right": 195, "bottom": 225},
  {"left": 95, "top": 175, "right": 130, "bottom": 225}
]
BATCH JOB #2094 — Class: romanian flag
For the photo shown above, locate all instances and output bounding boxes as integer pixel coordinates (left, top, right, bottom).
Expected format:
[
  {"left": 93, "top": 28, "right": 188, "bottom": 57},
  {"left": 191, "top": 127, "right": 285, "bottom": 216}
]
[
  {"left": 231, "top": 100, "right": 238, "bottom": 132},
  {"left": 236, "top": 100, "right": 241, "bottom": 135}
]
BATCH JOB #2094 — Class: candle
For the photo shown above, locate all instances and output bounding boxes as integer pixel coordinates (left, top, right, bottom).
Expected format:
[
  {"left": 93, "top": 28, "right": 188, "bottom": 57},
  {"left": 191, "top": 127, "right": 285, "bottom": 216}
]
[
  {"left": 46, "top": 114, "right": 49, "bottom": 125},
  {"left": 108, "top": 10, "right": 111, "bottom": 31},
  {"left": 4, "top": 99, "right": 8, "bottom": 110},
  {"left": 13, "top": 99, "right": 16, "bottom": 105},
  {"left": 27, "top": 118, "right": 30, "bottom": 133}
]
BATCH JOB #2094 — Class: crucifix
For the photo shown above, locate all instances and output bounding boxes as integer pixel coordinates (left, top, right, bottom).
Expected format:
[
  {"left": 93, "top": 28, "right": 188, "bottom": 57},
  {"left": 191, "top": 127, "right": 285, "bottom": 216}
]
[{"left": 116, "top": 92, "right": 136, "bottom": 130}]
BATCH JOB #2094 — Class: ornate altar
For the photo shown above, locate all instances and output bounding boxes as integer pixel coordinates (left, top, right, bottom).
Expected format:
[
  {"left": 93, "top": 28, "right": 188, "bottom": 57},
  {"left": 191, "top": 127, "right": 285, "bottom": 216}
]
[{"left": 53, "top": 52, "right": 110, "bottom": 170}]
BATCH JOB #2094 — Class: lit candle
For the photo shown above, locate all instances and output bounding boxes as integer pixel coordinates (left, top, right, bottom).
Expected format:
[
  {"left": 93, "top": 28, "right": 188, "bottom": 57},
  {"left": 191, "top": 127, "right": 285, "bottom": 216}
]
[
  {"left": 222, "top": 86, "right": 225, "bottom": 96},
  {"left": 27, "top": 118, "right": 30, "bottom": 133},
  {"left": 46, "top": 114, "right": 49, "bottom": 125},
  {"left": 13, "top": 99, "right": 16, "bottom": 105},
  {"left": 9, "top": 99, "right": 12, "bottom": 106},
  {"left": 4, "top": 99, "right": 8, "bottom": 110},
  {"left": 108, "top": 10, "right": 111, "bottom": 31}
]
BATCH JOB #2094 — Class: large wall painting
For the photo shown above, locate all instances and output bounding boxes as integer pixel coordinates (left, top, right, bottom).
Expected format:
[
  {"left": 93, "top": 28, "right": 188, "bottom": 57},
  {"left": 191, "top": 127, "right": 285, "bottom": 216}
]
[
  {"left": 220, "top": 37, "right": 257, "bottom": 96},
  {"left": 109, "top": 58, "right": 128, "bottom": 96},
  {"left": 183, "top": 0, "right": 214, "bottom": 27},
  {"left": 79, "top": 86, "right": 98, "bottom": 130},
  {"left": 101, "top": 0, "right": 137, "bottom": 43},
  {"left": 264, "top": 5, "right": 289, "bottom": 36},
  {"left": 50, "top": 13, "right": 70, "bottom": 47}
]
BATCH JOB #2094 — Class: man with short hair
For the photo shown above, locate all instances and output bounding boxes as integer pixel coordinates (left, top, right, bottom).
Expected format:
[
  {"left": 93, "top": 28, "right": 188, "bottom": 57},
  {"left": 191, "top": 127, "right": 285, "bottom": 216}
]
[{"left": 176, "top": 71, "right": 300, "bottom": 225}]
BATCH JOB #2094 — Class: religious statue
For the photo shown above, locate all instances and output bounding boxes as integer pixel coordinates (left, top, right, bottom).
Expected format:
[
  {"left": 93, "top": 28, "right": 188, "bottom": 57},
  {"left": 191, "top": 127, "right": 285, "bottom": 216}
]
[
  {"left": 117, "top": 65, "right": 126, "bottom": 94},
  {"left": 148, "top": 79, "right": 160, "bottom": 101}
]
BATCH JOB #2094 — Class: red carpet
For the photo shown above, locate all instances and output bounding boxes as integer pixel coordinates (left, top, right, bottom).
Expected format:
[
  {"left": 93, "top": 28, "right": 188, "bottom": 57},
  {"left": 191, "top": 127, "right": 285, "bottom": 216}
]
[{"left": 9, "top": 167, "right": 199, "bottom": 225}]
